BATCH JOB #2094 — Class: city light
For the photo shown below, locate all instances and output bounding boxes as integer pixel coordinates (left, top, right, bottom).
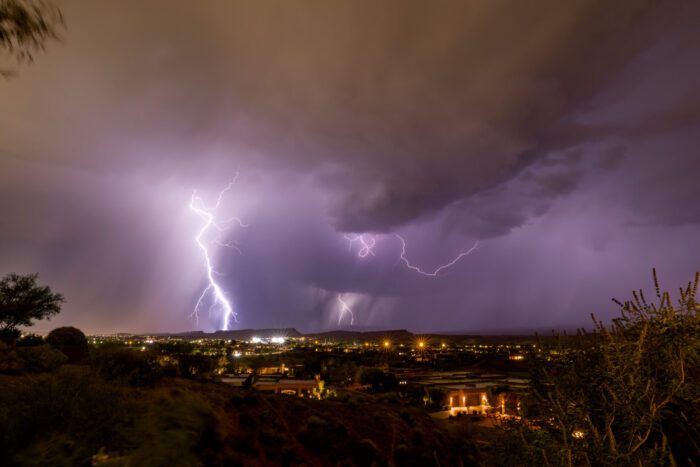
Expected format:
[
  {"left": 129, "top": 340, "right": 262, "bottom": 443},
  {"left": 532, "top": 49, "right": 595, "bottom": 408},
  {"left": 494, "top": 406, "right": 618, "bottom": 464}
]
[{"left": 383, "top": 340, "right": 390, "bottom": 348}]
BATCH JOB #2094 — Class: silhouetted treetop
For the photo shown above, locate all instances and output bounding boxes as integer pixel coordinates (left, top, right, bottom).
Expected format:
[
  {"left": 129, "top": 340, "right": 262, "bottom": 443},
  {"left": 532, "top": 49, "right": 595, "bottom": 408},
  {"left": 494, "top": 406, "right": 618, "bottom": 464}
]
[
  {"left": 0, "top": 0, "right": 63, "bottom": 75},
  {"left": 0, "top": 273, "right": 63, "bottom": 337}
]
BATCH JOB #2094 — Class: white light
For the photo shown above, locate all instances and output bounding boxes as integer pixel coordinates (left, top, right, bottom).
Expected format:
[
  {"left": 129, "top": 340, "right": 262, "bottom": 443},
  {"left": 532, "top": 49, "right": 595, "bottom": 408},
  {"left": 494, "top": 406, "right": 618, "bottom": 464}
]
[
  {"left": 251, "top": 337, "right": 262, "bottom": 344},
  {"left": 233, "top": 352, "right": 242, "bottom": 358},
  {"left": 271, "top": 337, "right": 286, "bottom": 344}
]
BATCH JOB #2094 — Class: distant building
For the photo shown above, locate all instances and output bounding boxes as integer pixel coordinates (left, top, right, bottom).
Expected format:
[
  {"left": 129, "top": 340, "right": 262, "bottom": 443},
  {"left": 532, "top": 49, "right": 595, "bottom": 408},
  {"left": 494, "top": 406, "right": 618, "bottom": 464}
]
[{"left": 445, "top": 388, "right": 489, "bottom": 414}]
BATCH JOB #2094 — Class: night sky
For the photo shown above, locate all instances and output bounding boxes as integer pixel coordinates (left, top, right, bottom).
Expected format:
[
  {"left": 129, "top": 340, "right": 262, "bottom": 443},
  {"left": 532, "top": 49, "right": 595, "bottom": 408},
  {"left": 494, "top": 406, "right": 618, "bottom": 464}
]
[{"left": 1, "top": 1, "right": 699, "bottom": 334}]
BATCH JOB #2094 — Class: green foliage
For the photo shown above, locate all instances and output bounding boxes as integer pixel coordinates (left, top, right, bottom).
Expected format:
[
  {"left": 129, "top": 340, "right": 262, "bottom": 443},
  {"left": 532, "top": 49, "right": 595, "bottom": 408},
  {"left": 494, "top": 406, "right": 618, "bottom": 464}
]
[
  {"left": 88, "top": 346, "right": 162, "bottom": 386},
  {"left": 490, "top": 270, "right": 700, "bottom": 466},
  {"left": 0, "top": 273, "right": 63, "bottom": 335},
  {"left": 46, "top": 326, "right": 86, "bottom": 347}
]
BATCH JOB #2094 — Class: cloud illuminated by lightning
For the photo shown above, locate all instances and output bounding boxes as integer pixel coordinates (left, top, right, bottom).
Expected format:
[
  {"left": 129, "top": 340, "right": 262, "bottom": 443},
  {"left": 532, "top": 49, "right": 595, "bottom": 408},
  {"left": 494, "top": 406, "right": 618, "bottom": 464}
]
[{"left": 189, "top": 175, "right": 246, "bottom": 330}]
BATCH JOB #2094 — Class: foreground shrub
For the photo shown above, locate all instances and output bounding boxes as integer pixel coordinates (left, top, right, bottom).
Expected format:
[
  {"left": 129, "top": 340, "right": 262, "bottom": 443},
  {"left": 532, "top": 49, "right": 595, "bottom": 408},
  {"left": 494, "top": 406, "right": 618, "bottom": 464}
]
[
  {"left": 46, "top": 326, "right": 87, "bottom": 347},
  {"left": 47, "top": 326, "right": 88, "bottom": 362},
  {"left": 489, "top": 270, "right": 699, "bottom": 465},
  {"left": 0, "top": 342, "right": 24, "bottom": 374},
  {"left": 16, "top": 333, "right": 44, "bottom": 347},
  {"left": 17, "top": 344, "right": 67, "bottom": 372},
  {"left": 88, "top": 346, "right": 162, "bottom": 386}
]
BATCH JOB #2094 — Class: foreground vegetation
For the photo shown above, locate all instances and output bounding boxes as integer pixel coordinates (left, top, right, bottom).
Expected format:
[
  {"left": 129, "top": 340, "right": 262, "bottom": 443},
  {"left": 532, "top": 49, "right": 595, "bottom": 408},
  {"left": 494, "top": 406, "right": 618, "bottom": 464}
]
[
  {"left": 0, "top": 363, "right": 479, "bottom": 466},
  {"left": 1, "top": 271, "right": 698, "bottom": 465}
]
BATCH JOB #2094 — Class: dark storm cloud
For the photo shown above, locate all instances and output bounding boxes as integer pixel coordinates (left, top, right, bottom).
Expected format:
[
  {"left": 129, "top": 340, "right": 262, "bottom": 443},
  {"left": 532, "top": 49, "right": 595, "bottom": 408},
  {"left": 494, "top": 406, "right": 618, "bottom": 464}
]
[{"left": 1, "top": 0, "right": 699, "bottom": 332}]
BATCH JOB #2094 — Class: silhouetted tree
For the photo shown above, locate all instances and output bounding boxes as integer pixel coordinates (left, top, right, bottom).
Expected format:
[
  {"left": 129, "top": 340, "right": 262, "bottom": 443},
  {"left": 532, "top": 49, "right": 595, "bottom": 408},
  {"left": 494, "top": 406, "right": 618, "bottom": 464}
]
[
  {"left": 0, "top": 0, "right": 63, "bottom": 76},
  {"left": 0, "top": 273, "right": 63, "bottom": 339}
]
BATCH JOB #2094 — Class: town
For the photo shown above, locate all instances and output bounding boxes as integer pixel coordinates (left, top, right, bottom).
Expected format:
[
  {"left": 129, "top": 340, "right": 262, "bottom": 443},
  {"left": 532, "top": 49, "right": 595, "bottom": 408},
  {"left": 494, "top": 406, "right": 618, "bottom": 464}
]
[{"left": 86, "top": 328, "right": 542, "bottom": 418}]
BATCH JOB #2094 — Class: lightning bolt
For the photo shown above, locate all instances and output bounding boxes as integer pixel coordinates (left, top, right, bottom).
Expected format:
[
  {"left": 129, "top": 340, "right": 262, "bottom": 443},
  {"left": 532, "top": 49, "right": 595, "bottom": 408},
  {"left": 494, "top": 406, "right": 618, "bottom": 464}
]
[
  {"left": 189, "top": 175, "right": 246, "bottom": 331},
  {"left": 394, "top": 234, "right": 479, "bottom": 277},
  {"left": 344, "top": 232, "right": 479, "bottom": 277},
  {"left": 337, "top": 294, "right": 355, "bottom": 326},
  {"left": 344, "top": 233, "right": 376, "bottom": 257}
]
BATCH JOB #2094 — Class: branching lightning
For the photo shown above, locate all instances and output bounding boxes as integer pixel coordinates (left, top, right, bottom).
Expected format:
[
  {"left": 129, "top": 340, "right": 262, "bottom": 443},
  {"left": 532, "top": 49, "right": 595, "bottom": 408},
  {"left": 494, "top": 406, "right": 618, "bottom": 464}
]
[
  {"left": 337, "top": 232, "right": 479, "bottom": 327},
  {"left": 189, "top": 175, "right": 247, "bottom": 331},
  {"left": 394, "top": 234, "right": 479, "bottom": 277},
  {"left": 344, "top": 232, "right": 479, "bottom": 277},
  {"left": 344, "top": 233, "right": 376, "bottom": 257},
  {"left": 336, "top": 295, "right": 355, "bottom": 326}
]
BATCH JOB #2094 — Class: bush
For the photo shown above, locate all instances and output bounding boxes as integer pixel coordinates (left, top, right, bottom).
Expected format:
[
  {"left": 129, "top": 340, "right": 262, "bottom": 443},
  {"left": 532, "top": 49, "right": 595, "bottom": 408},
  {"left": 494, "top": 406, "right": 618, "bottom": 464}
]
[
  {"left": 46, "top": 326, "right": 87, "bottom": 347},
  {"left": 17, "top": 344, "right": 67, "bottom": 372},
  {"left": 176, "top": 354, "right": 217, "bottom": 379},
  {"left": 0, "top": 342, "right": 24, "bottom": 374},
  {"left": 88, "top": 346, "right": 162, "bottom": 386},
  {"left": 490, "top": 271, "right": 700, "bottom": 465},
  {"left": 16, "top": 333, "right": 44, "bottom": 347}
]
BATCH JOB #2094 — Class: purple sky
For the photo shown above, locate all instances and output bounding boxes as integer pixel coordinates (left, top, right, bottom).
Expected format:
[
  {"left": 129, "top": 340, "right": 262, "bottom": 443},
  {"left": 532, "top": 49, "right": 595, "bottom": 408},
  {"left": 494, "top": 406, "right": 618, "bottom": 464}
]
[{"left": 1, "top": 1, "right": 699, "bottom": 334}]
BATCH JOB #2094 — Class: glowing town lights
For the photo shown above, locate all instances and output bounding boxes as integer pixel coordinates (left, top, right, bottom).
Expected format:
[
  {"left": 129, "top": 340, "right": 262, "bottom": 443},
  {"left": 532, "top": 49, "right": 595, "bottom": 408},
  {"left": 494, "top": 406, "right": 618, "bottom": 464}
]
[
  {"left": 271, "top": 337, "right": 286, "bottom": 344},
  {"left": 418, "top": 341, "right": 425, "bottom": 348},
  {"left": 190, "top": 175, "right": 247, "bottom": 331},
  {"left": 233, "top": 352, "right": 242, "bottom": 358},
  {"left": 251, "top": 337, "right": 262, "bottom": 344},
  {"left": 441, "top": 343, "right": 446, "bottom": 348},
  {"left": 383, "top": 340, "right": 390, "bottom": 348},
  {"left": 572, "top": 431, "right": 585, "bottom": 439}
]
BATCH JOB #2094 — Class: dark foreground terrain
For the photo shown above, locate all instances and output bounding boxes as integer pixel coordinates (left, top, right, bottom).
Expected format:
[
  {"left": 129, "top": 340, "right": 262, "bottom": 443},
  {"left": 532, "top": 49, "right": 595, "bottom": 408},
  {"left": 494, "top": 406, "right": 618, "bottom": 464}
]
[{"left": 0, "top": 366, "right": 479, "bottom": 466}]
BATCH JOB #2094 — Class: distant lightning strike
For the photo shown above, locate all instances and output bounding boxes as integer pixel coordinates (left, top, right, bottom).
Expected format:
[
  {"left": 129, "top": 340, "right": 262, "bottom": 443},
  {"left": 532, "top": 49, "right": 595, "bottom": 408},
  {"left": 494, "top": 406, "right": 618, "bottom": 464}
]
[
  {"left": 189, "top": 175, "right": 246, "bottom": 331},
  {"left": 344, "top": 233, "right": 479, "bottom": 277},
  {"left": 338, "top": 232, "right": 479, "bottom": 327},
  {"left": 336, "top": 295, "right": 355, "bottom": 326},
  {"left": 394, "top": 234, "right": 479, "bottom": 277},
  {"left": 344, "top": 234, "right": 376, "bottom": 257}
]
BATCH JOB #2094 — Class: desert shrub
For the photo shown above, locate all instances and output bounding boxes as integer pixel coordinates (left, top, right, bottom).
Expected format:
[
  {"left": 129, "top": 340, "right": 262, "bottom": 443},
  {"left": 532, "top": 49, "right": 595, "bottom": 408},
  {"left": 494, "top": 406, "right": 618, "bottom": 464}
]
[
  {"left": 16, "top": 333, "right": 44, "bottom": 347},
  {"left": 123, "top": 391, "right": 222, "bottom": 466},
  {"left": 176, "top": 353, "right": 217, "bottom": 379},
  {"left": 46, "top": 326, "right": 87, "bottom": 347},
  {"left": 356, "top": 366, "right": 398, "bottom": 392},
  {"left": 46, "top": 326, "right": 88, "bottom": 362},
  {"left": 17, "top": 344, "right": 67, "bottom": 372},
  {"left": 0, "top": 366, "right": 128, "bottom": 460},
  {"left": 88, "top": 346, "right": 162, "bottom": 386},
  {"left": 0, "top": 342, "right": 24, "bottom": 374},
  {"left": 349, "top": 438, "right": 382, "bottom": 465},
  {"left": 490, "top": 271, "right": 700, "bottom": 465}
]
